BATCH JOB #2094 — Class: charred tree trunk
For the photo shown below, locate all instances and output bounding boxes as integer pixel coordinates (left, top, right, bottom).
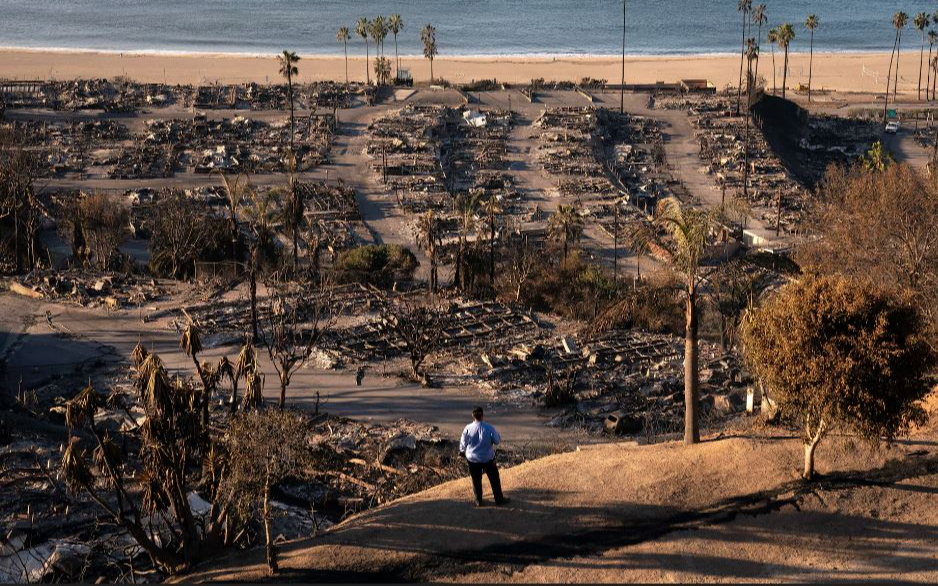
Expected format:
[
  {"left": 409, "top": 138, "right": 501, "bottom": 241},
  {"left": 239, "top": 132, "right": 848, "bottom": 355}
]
[
  {"left": 263, "top": 470, "right": 278, "bottom": 573},
  {"left": 684, "top": 284, "right": 700, "bottom": 445}
]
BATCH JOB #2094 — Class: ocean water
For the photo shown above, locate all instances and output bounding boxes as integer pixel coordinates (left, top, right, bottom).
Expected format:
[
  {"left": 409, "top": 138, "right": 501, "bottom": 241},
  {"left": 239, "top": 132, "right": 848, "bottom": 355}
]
[{"left": 1, "top": 0, "right": 936, "bottom": 57}]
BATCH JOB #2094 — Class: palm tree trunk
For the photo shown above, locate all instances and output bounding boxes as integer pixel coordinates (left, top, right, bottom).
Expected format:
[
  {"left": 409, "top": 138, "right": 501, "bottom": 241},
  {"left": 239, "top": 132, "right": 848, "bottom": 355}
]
[
  {"left": 925, "top": 45, "right": 934, "bottom": 101},
  {"left": 885, "top": 32, "right": 899, "bottom": 120},
  {"left": 263, "top": 470, "right": 278, "bottom": 573},
  {"left": 394, "top": 34, "right": 400, "bottom": 80},
  {"left": 684, "top": 285, "right": 700, "bottom": 445},
  {"left": 365, "top": 40, "right": 371, "bottom": 85},
  {"left": 808, "top": 31, "right": 815, "bottom": 102},
  {"left": 250, "top": 247, "right": 258, "bottom": 343},
  {"left": 933, "top": 58, "right": 937, "bottom": 99},
  {"left": 782, "top": 47, "right": 789, "bottom": 98},
  {"left": 737, "top": 10, "right": 747, "bottom": 114},
  {"left": 895, "top": 30, "right": 903, "bottom": 102},
  {"left": 430, "top": 57, "right": 434, "bottom": 83},
  {"left": 919, "top": 32, "right": 926, "bottom": 100},
  {"left": 771, "top": 45, "right": 777, "bottom": 94},
  {"left": 754, "top": 23, "right": 763, "bottom": 86},
  {"left": 344, "top": 41, "right": 349, "bottom": 85},
  {"left": 287, "top": 73, "right": 295, "bottom": 150}
]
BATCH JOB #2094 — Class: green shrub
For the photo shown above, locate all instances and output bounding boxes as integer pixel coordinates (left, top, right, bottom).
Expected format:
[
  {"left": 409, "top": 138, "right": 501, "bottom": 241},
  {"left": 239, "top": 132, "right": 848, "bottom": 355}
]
[{"left": 335, "top": 244, "right": 418, "bottom": 287}]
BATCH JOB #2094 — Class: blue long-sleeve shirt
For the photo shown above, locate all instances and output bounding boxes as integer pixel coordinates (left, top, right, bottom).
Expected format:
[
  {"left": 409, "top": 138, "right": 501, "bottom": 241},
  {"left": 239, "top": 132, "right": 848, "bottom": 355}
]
[{"left": 460, "top": 420, "right": 501, "bottom": 463}]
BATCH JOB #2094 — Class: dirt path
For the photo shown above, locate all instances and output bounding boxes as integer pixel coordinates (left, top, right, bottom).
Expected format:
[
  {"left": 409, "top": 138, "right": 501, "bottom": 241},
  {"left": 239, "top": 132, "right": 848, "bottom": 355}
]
[{"left": 178, "top": 433, "right": 938, "bottom": 583}]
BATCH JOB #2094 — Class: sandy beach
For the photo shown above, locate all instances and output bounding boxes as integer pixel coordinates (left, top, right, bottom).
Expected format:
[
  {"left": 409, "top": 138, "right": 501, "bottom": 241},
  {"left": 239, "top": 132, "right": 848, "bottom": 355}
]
[{"left": 0, "top": 48, "right": 920, "bottom": 96}]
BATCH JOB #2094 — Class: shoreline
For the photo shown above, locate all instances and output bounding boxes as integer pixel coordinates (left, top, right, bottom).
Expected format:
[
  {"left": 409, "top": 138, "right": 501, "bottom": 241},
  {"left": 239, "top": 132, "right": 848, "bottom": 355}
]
[{"left": 0, "top": 47, "right": 916, "bottom": 94}]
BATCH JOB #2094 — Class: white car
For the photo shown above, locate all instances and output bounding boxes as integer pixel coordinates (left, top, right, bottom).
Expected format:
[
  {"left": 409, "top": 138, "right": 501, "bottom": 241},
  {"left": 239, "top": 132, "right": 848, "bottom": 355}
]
[{"left": 885, "top": 121, "right": 901, "bottom": 134}]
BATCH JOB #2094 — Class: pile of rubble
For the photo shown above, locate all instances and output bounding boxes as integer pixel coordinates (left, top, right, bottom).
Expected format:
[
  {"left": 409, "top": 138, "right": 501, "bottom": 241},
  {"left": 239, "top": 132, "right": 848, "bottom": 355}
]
[
  {"left": 534, "top": 107, "right": 605, "bottom": 180},
  {"left": 367, "top": 105, "right": 450, "bottom": 213},
  {"left": 798, "top": 115, "right": 877, "bottom": 182},
  {"left": 140, "top": 114, "right": 334, "bottom": 174},
  {"left": 3, "top": 270, "right": 168, "bottom": 310},
  {"left": 330, "top": 300, "right": 542, "bottom": 362},
  {"left": 653, "top": 94, "right": 808, "bottom": 231},
  {"left": 1, "top": 79, "right": 362, "bottom": 113},
  {"left": 1, "top": 118, "right": 130, "bottom": 177}
]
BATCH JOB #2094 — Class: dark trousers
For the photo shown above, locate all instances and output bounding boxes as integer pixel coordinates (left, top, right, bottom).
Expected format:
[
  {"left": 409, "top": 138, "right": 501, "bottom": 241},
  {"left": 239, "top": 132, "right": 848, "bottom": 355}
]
[{"left": 467, "top": 458, "right": 505, "bottom": 504}]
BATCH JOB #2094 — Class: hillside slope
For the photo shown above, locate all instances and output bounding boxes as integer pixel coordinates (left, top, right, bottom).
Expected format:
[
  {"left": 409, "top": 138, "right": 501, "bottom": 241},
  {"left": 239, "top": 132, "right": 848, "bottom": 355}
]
[{"left": 180, "top": 426, "right": 938, "bottom": 583}]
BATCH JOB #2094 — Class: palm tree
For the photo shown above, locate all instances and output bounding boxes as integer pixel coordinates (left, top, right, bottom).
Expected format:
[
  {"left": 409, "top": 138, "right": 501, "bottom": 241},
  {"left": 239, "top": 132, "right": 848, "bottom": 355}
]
[
  {"left": 421, "top": 24, "right": 438, "bottom": 83},
  {"left": 651, "top": 197, "right": 713, "bottom": 445},
  {"left": 932, "top": 52, "right": 938, "bottom": 101},
  {"left": 278, "top": 50, "right": 300, "bottom": 150},
  {"left": 927, "top": 30, "right": 937, "bottom": 100},
  {"left": 416, "top": 210, "right": 440, "bottom": 292},
  {"left": 887, "top": 12, "right": 909, "bottom": 109},
  {"left": 547, "top": 204, "right": 584, "bottom": 261},
  {"left": 481, "top": 197, "right": 503, "bottom": 286},
  {"left": 805, "top": 15, "right": 819, "bottom": 102},
  {"left": 356, "top": 17, "right": 371, "bottom": 85},
  {"left": 776, "top": 23, "right": 795, "bottom": 98},
  {"left": 743, "top": 39, "right": 758, "bottom": 200},
  {"left": 215, "top": 171, "right": 250, "bottom": 261},
  {"left": 336, "top": 27, "right": 351, "bottom": 85},
  {"left": 389, "top": 14, "right": 404, "bottom": 80},
  {"left": 767, "top": 26, "right": 779, "bottom": 94},
  {"left": 915, "top": 13, "right": 930, "bottom": 101},
  {"left": 370, "top": 16, "right": 387, "bottom": 59},
  {"left": 736, "top": 0, "right": 753, "bottom": 114},
  {"left": 751, "top": 5, "right": 768, "bottom": 88}
]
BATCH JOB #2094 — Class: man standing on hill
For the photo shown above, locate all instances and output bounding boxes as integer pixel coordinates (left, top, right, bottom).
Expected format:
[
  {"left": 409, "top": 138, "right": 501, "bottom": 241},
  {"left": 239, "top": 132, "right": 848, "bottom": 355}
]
[{"left": 459, "top": 407, "right": 509, "bottom": 507}]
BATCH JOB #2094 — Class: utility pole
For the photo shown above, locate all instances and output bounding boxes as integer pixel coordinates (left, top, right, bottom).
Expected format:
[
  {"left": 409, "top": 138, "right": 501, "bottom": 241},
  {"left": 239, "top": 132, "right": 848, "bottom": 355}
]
[
  {"left": 776, "top": 189, "right": 782, "bottom": 237},
  {"left": 620, "top": 0, "right": 627, "bottom": 113}
]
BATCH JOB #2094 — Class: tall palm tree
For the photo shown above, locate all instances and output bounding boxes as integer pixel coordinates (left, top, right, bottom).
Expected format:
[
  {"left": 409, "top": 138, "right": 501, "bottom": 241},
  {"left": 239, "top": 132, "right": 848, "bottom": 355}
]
[
  {"left": 370, "top": 16, "right": 387, "bottom": 59},
  {"left": 915, "top": 13, "right": 930, "bottom": 101},
  {"left": 751, "top": 5, "right": 768, "bottom": 88},
  {"left": 767, "top": 26, "right": 779, "bottom": 94},
  {"left": 743, "top": 39, "right": 758, "bottom": 200},
  {"left": 336, "top": 27, "right": 351, "bottom": 85},
  {"left": 776, "top": 23, "right": 795, "bottom": 98},
  {"left": 277, "top": 50, "right": 300, "bottom": 150},
  {"left": 891, "top": 12, "right": 909, "bottom": 116},
  {"left": 650, "top": 197, "right": 713, "bottom": 445},
  {"left": 736, "top": 0, "right": 753, "bottom": 114},
  {"left": 932, "top": 54, "right": 938, "bottom": 101},
  {"left": 421, "top": 24, "right": 438, "bottom": 83},
  {"left": 805, "top": 15, "right": 819, "bottom": 102},
  {"left": 928, "top": 30, "right": 937, "bottom": 100},
  {"left": 389, "top": 14, "right": 404, "bottom": 80},
  {"left": 547, "top": 204, "right": 584, "bottom": 261},
  {"left": 356, "top": 17, "right": 371, "bottom": 85}
]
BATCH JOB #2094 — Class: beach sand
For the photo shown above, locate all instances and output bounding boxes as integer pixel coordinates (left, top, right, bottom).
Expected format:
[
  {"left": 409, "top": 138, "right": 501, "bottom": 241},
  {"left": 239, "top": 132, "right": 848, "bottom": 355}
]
[{"left": 0, "top": 48, "right": 919, "bottom": 96}]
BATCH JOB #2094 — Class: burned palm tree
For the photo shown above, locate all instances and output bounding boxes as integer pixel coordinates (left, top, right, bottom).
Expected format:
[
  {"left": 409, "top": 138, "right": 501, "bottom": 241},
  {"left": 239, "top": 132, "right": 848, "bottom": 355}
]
[{"left": 61, "top": 349, "right": 234, "bottom": 574}]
